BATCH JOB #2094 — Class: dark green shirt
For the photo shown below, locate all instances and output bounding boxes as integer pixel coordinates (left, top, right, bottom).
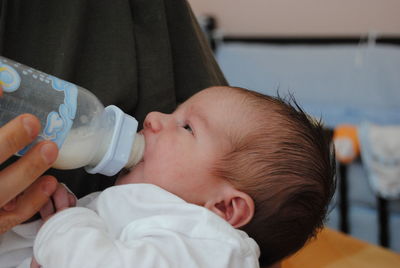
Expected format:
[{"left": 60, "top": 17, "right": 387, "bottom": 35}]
[{"left": 0, "top": 0, "right": 227, "bottom": 196}]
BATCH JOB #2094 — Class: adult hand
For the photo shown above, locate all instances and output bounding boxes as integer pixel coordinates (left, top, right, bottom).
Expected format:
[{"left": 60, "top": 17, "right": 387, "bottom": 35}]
[
  {"left": 39, "top": 183, "right": 77, "bottom": 220},
  {"left": 0, "top": 109, "right": 59, "bottom": 234}
]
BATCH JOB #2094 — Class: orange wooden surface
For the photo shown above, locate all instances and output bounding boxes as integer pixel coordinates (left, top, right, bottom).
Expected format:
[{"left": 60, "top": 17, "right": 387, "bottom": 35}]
[{"left": 282, "top": 228, "right": 400, "bottom": 268}]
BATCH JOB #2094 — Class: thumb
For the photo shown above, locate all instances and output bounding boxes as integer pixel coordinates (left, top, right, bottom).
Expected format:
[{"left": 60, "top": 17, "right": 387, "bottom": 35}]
[{"left": 0, "top": 176, "right": 57, "bottom": 234}]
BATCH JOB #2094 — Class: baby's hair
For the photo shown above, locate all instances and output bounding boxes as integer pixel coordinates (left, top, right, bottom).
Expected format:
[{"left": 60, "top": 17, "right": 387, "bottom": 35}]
[{"left": 212, "top": 86, "right": 336, "bottom": 266}]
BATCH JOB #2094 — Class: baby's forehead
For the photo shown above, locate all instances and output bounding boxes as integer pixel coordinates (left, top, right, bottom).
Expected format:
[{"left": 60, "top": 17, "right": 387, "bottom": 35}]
[
  {"left": 188, "top": 87, "right": 247, "bottom": 107},
  {"left": 183, "top": 87, "right": 271, "bottom": 127},
  {"left": 183, "top": 89, "right": 239, "bottom": 116}
]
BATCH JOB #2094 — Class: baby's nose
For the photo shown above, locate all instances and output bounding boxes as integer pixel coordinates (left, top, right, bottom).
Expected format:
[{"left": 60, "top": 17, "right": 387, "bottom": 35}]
[{"left": 144, "top": 112, "right": 166, "bottom": 133}]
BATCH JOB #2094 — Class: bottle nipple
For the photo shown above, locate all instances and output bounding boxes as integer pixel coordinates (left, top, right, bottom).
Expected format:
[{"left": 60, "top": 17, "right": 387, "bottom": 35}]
[{"left": 125, "top": 133, "right": 145, "bottom": 169}]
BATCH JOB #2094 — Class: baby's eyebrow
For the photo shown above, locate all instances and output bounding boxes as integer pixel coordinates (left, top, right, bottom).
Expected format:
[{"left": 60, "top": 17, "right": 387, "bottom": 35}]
[
  {"left": 175, "top": 103, "right": 208, "bottom": 128},
  {"left": 189, "top": 105, "right": 209, "bottom": 128}
]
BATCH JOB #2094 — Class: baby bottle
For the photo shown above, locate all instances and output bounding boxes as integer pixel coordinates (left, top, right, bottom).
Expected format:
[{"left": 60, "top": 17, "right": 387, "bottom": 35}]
[{"left": 0, "top": 56, "right": 144, "bottom": 176}]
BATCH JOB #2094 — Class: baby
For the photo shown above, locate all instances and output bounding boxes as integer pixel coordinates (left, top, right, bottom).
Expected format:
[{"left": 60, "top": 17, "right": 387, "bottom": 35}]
[{"left": 0, "top": 86, "right": 335, "bottom": 267}]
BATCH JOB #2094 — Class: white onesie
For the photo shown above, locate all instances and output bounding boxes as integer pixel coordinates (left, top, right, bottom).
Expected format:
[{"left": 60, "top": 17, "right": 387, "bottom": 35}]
[{"left": 0, "top": 184, "right": 260, "bottom": 268}]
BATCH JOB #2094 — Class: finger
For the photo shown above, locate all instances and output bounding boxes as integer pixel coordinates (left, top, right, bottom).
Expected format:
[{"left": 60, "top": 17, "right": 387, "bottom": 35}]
[
  {"left": 60, "top": 183, "right": 77, "bottom": 208},
  {"left": 0, "top": 176, "right": 57, "bottom": 234},
  {"left": 39, "top": 199, "right": 55, "bottom": 220},
  {"left": 2, "top": 197, "right": 18, "bottom": 212},
  {"left": 0, "top": 141, "right": 58, "bottom": 207},
  {"left": 0, "top": 114, "right": 41, "bottom": 164},
  {"left": 31, "top": 257, "right": 41, "bottom": 268},
  {"left": 69, "top": 193, "right": 77, "bottom": 207},
  {"left": 53, "top": 184, "right": 69, "bottom": 211}
]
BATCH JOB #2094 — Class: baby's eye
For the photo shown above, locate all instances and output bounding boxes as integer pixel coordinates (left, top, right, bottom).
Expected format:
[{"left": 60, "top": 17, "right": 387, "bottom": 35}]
[{"left": 183, "top": 124, "right": 193, "bottom": 133}]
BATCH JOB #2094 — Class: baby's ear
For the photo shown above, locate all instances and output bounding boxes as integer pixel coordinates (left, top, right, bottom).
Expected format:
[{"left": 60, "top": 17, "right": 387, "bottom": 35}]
[{"left": 205, "top": 188, "right": 254, "bottom": 228}]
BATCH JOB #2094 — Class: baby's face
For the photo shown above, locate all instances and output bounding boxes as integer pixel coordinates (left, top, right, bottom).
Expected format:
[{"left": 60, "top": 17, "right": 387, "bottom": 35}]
[{"left": 116, "top": 87, "right": 244, "bottom": 205}]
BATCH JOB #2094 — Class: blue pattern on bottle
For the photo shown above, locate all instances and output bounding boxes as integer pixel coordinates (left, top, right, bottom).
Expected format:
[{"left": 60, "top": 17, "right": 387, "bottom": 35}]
[{"left": 0, "top": 57, "right": 79, "bottom": 156}]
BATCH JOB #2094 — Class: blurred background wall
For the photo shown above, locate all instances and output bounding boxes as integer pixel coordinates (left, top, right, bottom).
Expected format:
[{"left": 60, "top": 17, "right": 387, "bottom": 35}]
[{"left": 188, "top": 0, "right": 400, "bottom": 36}]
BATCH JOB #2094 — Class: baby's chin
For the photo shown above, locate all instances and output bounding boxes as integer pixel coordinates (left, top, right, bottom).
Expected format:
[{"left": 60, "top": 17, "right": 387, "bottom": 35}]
[{"left": 115, "top": 162, "right": 145, "bottom": 185}]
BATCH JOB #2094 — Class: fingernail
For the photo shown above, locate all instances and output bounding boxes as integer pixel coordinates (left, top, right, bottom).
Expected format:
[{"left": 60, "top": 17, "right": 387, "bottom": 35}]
[
  {"left": 3, "top": 199, "right": 17, "bottom": 212},
  {"left": 40, "top": 143, "right": 58, "bottom": 165},
  {"left": 22, "top": 116, "right": 37, "bottom": 139}
]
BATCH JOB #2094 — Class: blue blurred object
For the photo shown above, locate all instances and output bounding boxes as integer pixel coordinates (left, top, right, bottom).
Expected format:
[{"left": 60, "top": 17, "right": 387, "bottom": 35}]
[{"left": 216, "top": 43, "right": 400, "bottom": 128}]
